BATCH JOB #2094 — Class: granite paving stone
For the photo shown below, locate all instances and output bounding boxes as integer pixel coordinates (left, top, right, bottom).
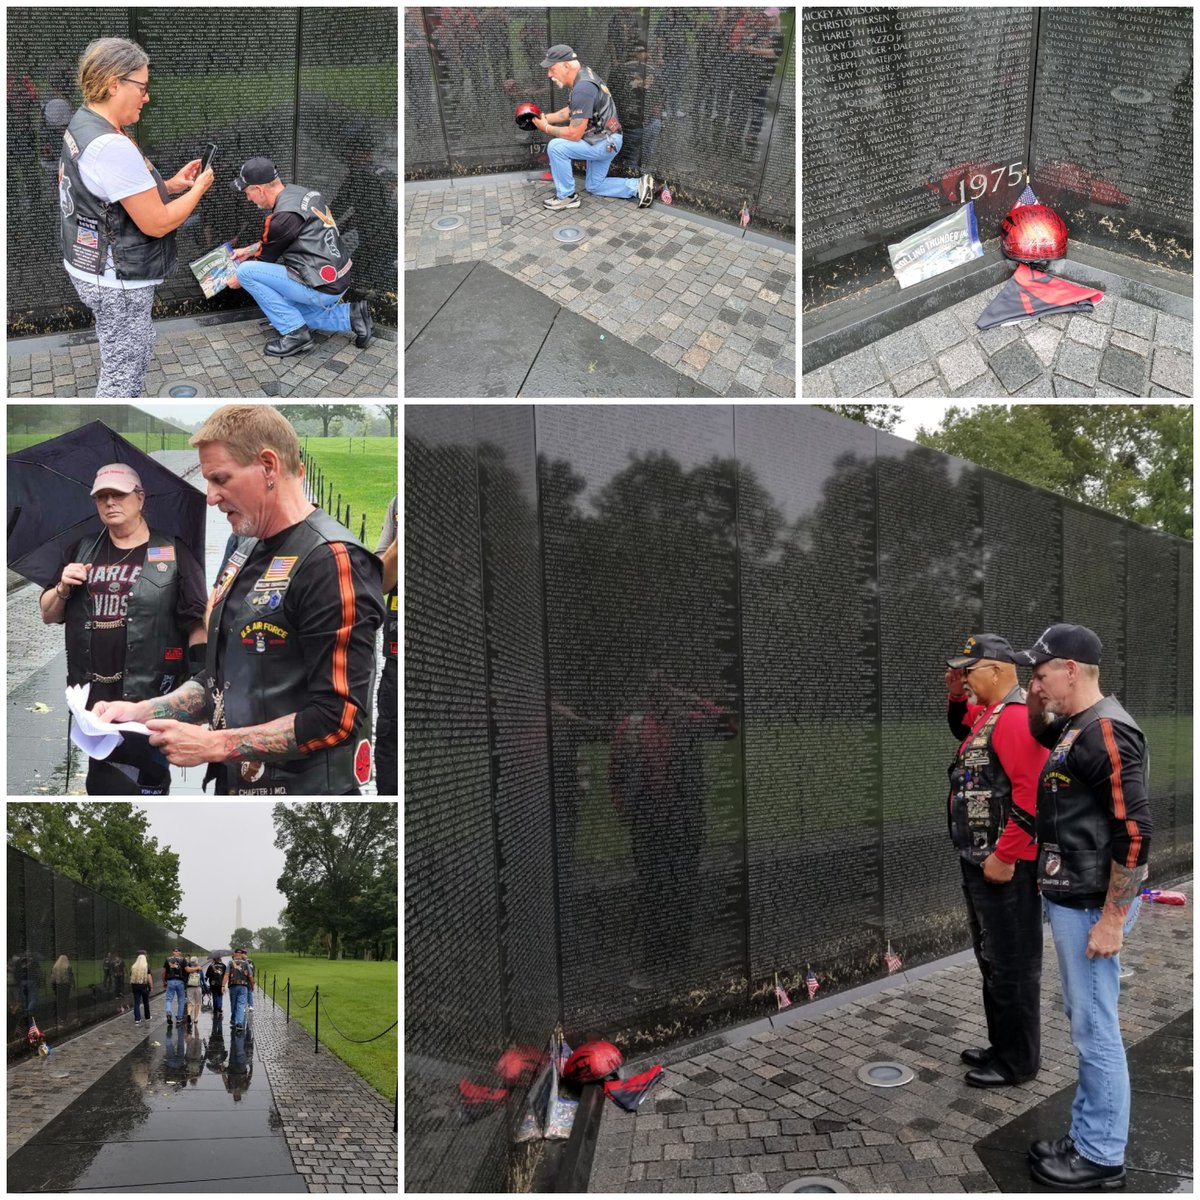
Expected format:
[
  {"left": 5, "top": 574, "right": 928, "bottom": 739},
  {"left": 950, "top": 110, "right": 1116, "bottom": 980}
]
[
  {"left": 1098, "top": 345, "right": 1150, "bottom": 395},
  {"left": 1054, "top": 339, "right": 1102, "bottom": 387},
  {"left": 1065, "top": 314, "right": 1108, "bottom": 348},
  {"left": 590, "top": 881, "right": 1191, "bottom": 1194},
  {"left": 938, "top": 342, "right": 988, "bottom": 390},
  {"left": 987, "top": 339, "right": 1042, "bottom": 393},
  {"left": 1112, "top": 298, "right": 1156, "bottom": 338},
  {"left": 1148, "top": 346, "right": 1192, "bottom": 395}
]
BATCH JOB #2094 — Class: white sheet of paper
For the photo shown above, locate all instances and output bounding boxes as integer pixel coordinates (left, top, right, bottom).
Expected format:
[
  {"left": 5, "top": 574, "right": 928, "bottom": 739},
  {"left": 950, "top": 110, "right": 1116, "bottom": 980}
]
[{"left": 65, "top": 684, "right": 154, "bottom": 760}]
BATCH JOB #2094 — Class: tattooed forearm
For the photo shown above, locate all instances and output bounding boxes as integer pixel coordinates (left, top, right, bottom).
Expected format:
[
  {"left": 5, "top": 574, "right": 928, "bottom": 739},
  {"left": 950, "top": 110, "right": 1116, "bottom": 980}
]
[
  {"left": 217, "top": 714, "right": 298, "bottom": 763},
  {"left": 149, "top": 680, "right": 208, "bottom": 723},
  {"left": 1102, "top": 860, "right": 1148, "bottom": 918}
]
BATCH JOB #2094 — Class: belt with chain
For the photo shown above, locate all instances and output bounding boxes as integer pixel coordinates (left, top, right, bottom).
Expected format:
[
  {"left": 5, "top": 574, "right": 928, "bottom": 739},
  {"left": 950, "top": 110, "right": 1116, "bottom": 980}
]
[
  {"left": 90, "top": 618, "right": 126, "bottom": 630},
  {"left": 91, "top": 670, "right": 124, "bottom": 684}
]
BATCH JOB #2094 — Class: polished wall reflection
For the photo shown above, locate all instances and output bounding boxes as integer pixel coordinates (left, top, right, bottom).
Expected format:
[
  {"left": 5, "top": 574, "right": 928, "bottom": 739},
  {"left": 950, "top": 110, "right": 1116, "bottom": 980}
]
[
  {"left": 8, "top": 847, "right": 208, "bottom": 1051},
  {"left": 404, "top": 6, "right": 796, "bottom": 235},
  {"left": 404, "top": 404, "right": 1192, "bottom": 1192}
]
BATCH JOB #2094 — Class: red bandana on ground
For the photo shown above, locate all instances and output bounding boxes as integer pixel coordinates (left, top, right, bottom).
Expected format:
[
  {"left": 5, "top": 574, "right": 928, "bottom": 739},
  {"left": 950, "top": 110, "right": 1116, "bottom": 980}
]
[{"left": 976, "top": 265, "right": 1105, "bottom": 329}]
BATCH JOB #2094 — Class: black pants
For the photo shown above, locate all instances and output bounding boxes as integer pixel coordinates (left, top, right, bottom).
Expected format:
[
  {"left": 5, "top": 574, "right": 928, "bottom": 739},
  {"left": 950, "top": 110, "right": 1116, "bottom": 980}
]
[
  {"left": 960, "top": 857, "right": 1043, "bottom": 1080},
  {"left": 375, "top": 659, "right": 397, "bottom": 796}
]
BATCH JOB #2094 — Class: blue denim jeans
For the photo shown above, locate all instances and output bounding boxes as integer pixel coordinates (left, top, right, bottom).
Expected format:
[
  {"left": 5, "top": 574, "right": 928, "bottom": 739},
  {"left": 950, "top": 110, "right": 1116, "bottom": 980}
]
[
  {"left": 233, "top": 260, "right": 353, "bottom": 336},
  {"left": 229, "top": 984, "right": 248, "bottom": 1028},
  {"left": 546, "top": 134, "right": 639, "bottom": 201},
  {"left": 1044, "top": 896, "right": 1142, "bottom": 1166},
  {"left": 165, "top": 978, "right": 185, "bottom": 1020}
]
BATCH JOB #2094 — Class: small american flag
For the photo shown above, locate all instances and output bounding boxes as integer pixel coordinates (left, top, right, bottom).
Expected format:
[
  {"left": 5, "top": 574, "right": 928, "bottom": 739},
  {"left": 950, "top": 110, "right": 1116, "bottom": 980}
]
[
  {"left": 1015, "top": 183, "right": 1039, "bottom": 207},
  {"left": 147, "top": 545, "right": 175, "bottom": 562},
  {"left": 884, "top": 943, "right": 903, "bottom": 976},
  {"left": 805, "top": 968, "right": 819, "bottom": 1000},
  {"left": 774, "top": 979, "right": 792, "bottom": 1011}
]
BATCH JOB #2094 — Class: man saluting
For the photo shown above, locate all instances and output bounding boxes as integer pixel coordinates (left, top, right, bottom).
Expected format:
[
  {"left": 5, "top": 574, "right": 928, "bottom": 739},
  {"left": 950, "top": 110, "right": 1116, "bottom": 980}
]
[{"left": 96, "top": 405, "right": 385, "bottom": 794}]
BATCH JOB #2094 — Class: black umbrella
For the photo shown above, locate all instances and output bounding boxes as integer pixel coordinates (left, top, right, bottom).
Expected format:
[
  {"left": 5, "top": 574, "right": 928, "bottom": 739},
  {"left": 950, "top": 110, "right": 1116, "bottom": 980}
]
[{"left": 7, "top": 421, "right": 206, "bottom": 589}]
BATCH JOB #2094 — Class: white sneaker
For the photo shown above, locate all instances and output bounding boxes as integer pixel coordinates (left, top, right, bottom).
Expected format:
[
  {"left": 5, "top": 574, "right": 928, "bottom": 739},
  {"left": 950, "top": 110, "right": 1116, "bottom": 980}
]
[{"left": 637, "top": 173, "right": 656, "bottom": 208}]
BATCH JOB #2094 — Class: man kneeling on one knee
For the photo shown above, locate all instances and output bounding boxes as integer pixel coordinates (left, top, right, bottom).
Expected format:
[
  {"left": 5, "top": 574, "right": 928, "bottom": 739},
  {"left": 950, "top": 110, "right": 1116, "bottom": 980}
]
[{"left": 227, "top": 157, "right": 372, "bottom": 357}]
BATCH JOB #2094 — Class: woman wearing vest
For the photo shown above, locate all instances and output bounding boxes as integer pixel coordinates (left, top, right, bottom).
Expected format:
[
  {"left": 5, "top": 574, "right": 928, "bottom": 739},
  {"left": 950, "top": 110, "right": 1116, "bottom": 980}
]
[
  {"left": 226, "top": 157, "right": 373, "bottom": 358},
  {"left": 39, "top": 463, "right": 208, "bottom": 795},
  {"left": 59, "top": 39, "right": 215, "bottom": 397},
  {"left": 94, "top": 406, "right": 386, "bottom": 795}
]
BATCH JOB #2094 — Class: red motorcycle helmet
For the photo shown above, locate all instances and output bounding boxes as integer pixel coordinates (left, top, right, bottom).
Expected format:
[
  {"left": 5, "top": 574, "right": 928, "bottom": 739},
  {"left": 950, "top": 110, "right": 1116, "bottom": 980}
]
[
  {"left": 514, "top": 102, "right": 542, "bottom": 131},
  {"left": 1000, "top": 203, "right": 1068, "bottom": 264},
  {"left": 563, "top": 1040, "right": 624, "bottom": 1085}
]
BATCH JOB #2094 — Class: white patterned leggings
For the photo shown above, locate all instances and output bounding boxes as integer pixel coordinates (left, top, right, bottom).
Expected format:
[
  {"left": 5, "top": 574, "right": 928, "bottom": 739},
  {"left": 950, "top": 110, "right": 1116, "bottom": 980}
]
[{"left": 69, "top": 277, "right": 157, "bottom": 397}]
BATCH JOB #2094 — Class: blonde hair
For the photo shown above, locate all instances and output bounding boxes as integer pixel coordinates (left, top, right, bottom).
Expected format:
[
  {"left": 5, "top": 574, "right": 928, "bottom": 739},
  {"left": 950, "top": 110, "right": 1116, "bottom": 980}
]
[
  {"left": 130, "top": 954, "right": 149, "bottom": 985},
  {"left": 190, "top": 405, "right": 302, "bottom": 476},
  {"left": 79, "top": 37, "right": 148, "bottom": 107}
]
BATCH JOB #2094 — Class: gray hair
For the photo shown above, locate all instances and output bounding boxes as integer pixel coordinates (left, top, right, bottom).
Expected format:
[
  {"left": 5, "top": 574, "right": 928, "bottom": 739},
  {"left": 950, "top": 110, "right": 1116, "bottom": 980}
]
[{"left": 78, "top": 37, "right": 148, "bottom": 106}]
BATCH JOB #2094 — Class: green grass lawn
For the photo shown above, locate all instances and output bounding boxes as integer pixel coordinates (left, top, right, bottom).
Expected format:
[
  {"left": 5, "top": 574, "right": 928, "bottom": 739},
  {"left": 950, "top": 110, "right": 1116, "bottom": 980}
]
[
  {"left": 298, "top": 436, "right": 398, "bottom": 546},
  {"left": 251, "top": 953, "right": 397, "bottom": 1099}
]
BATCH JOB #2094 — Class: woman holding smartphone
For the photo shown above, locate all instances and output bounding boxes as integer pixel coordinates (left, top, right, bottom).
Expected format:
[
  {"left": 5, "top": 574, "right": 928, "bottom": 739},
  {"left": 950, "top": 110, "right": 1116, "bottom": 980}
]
[{"left": 59, "top": 37, "right": 214, "bottom": 397}]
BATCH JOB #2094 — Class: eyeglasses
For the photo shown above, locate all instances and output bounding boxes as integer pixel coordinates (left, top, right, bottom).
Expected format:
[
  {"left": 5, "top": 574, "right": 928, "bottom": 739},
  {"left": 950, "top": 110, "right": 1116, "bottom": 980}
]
[
  {"left": 962, "top": 662, "right": 997, "bottom": 675},
  {"left": 119, "top": 76, "right": 150, "bottom": 96}
]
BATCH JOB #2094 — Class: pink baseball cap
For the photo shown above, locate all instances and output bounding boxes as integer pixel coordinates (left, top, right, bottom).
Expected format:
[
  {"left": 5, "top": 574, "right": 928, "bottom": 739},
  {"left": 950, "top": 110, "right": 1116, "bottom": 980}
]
[{"left": 90, "top": 463, "right": 143, "bottom": 495}]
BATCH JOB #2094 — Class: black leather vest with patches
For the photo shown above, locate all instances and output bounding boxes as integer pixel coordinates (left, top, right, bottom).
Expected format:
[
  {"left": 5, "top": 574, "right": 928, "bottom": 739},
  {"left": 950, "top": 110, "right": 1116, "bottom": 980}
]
[
  {"left": 206, "top": 509, "right": 374, "bottom": 795},
  {"left": 270, "top": 184, "right": 352, "bottom": 292},
  {"left": 65, "top": 528, "right": 187, "bottom": 701},
  {"left": 59, "top": 106, "right": 177, "bottom": 281},
  {"left": 947, "top": 685, "right": 1031, "bottom": 864},
  {"left": 572, "top": 66, "right": 623, "bottom": 143},
  {"left": 1037, "top": 695, "right": 1144, "bottom": 905}
]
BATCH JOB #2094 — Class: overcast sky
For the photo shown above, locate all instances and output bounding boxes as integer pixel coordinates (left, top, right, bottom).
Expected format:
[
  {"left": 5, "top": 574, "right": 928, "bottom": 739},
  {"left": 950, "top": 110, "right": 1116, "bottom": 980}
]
[{"left": 138, "top": 801, "right": 289, "bottom": 948}]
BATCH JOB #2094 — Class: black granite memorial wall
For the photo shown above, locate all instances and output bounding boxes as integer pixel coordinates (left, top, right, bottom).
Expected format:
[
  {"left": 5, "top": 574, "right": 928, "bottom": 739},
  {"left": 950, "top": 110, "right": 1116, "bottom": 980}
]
[
  {"left": 405, "top": 404, "right": 1192, "bottom": 1192},
  {"left": 7, "top": 6, "right": 397, "bottom": 336},
  {"left": 803, "top": 7, "right": 1193, "bottom": 309},
  {"left": 404, "top": 7, "right": 796, "bottom": 237},
  {"left": 7, "top": 846, "right": 207, "bottom": 1057}
]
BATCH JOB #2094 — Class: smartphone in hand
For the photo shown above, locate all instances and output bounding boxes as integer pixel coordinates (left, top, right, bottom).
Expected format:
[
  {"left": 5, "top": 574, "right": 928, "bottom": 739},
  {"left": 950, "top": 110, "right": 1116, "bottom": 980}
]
[{"left": 201, "top": 142, "right": 218, "bottom": 171}]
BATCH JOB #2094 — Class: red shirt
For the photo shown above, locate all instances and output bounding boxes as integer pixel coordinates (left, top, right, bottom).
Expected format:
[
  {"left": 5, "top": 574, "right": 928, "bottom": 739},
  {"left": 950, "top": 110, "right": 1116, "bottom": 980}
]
[{"left": 950, "top": 693, "right": 1049, "bottom": 863}]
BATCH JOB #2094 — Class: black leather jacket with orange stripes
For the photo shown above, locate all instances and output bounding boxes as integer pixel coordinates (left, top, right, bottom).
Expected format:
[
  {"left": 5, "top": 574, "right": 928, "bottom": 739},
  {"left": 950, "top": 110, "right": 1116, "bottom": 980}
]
[
  {"left": 204, "top": 508, "right": 384, "bottom": 794},
  {"left": 1032, "top": 695, "right": 1151, "bottom": 908}
]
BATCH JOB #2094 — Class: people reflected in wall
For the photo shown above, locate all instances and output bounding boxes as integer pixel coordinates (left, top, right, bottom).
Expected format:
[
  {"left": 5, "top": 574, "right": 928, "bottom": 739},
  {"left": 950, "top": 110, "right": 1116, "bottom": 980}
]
[
  {"left": 9, "top": 951, "right": 41, "bottom": 1037},
  {"left": 609, "top": 44, "right": 662, "bottom": 173},
  {"left": 111, "top": 951, "right": 126, "bottom": 1002},
  {"left": 728, "top": 9, "right": 783, "bottom": 158},
  {"left": 609, "top": 670, "right": 738, "bottom": 991},
  {"left": 51, "top": 955, "right": 75, "bottom": 1024}
]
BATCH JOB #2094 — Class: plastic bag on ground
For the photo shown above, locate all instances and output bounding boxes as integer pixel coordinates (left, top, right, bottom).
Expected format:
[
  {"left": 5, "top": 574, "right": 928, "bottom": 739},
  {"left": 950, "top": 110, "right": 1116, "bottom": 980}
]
[{"left": 888, "top": 202, "right": 984, "bottom": 288}]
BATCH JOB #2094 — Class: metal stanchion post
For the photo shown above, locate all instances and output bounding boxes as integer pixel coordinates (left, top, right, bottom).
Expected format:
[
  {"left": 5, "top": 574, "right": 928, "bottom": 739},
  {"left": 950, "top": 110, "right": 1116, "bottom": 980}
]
[
  {"left": 314, "top": 985, "right": 319, "bottom": 1054},
  {"left": 286, "top": 978, "right": 290, "bottom": 1024}
]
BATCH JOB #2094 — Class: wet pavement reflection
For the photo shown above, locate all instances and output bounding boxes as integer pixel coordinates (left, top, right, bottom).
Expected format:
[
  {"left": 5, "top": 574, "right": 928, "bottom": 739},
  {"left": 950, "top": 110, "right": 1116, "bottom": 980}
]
[{"left": 9, "top": 1011, "right": 304, "bottom": 1192}]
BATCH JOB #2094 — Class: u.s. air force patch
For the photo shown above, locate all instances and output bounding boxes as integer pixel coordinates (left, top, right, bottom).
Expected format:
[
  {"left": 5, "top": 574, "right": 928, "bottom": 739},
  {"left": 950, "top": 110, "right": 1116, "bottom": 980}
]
[{"left": 240, "top": 620, "right": 289, "bottom": 653}]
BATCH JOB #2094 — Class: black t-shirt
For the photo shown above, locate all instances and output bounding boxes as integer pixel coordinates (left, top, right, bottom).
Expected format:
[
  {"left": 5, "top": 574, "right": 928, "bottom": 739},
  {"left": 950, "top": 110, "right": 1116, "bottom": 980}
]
[{"left": 61, "top": 533, "right": 206, "bottom": 707}]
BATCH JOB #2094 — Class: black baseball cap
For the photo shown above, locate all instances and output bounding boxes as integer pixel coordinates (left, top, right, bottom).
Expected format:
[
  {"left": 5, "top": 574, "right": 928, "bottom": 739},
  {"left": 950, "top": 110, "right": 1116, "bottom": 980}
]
[
  {"left": 1013, "top": 623, "right": 1103, "bottom": 666},
  {"left": 946, "top": 633, "right": 1016, "bottom": 668},
  {"left": 231, "top": 157, "right": 279, "bottom": 192},
  {"left": 540, "top": 44, "right": 577, "bottom": 67}
]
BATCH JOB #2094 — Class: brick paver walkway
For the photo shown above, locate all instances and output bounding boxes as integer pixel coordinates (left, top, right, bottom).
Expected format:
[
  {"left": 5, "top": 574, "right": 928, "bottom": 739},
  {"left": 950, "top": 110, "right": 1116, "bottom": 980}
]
[
  {"left": 406, "top": 177, "right": 796, "bottom": 397},
  {"left": 803, "top": 284, "right": 1192, "bottom": 398},
  {"left": 8, "top": 315, "right": 397, "bottom": 398},
  {"left": 7, "top": 998, "right": 147, "bottom": 1156},
  {"left": 589, "top": 879, "right": 1192, "bottom": 1193},
  {"left": 252, "top": 990, "right": 398, "bottom": 1193}
]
